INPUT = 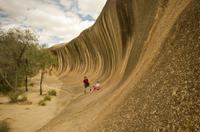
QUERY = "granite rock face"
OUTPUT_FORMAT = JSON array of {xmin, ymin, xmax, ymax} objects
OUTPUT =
[{"xmin": 51, "ymin": 0, "xmax": 200, "ymax": 131}]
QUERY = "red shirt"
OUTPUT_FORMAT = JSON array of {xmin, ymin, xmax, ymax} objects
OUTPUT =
[{"xmin": 83, "ymin": 79, "xmax": 89, "ymax": 85}]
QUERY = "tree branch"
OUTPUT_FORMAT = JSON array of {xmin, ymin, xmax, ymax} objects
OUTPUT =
[{"xmin": 0, "ymin": 71, "xmax": 14, "ymax": 89}]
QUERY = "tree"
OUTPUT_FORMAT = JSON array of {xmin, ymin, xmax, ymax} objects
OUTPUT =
[
  {"xmin": 0, "ymin": 28, "xmax": 57, "ymax": 94},
  {"xmin": 22, "ymin": 44, "xmax": 41, "ymax": 91},
  {"xmin": 37, "ymin": 46, "xmax": 57, "ymax": 95},
  {"xmin": 0, "ymin": 28, "xmax": 39, "ymax": 92}
]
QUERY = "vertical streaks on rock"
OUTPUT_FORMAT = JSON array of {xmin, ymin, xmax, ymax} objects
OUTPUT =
[{"xmin": 49, "ymin": 0, "xmax": 200, "ymax": 131}]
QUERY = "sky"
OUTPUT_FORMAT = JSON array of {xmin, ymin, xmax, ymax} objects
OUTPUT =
[{"xmin": 0, "ymin": 0, "xmax": 106, "ymax": 46}]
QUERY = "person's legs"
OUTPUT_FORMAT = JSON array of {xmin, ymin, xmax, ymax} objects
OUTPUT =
[
  {"xmin": 91, "ymin": 86, "xmax": 95, "ymax": 93},
  {"xmin": 90, "ymin": 87, "xmax": 93, "ymax": 93},
  {"xmin": 84, "ymin": 88, "xmax": 87, "ymax": 94},
  {"xmin": 87, "ymin": 86, "xmax": 91, "ymax": 93},
  {"xmin": 97, "ymin": 87, "xmax": 101, "ymax": 90},
  {"xmin": 84, "ymin": 85, "xmax": 87, "ymax": 94}
]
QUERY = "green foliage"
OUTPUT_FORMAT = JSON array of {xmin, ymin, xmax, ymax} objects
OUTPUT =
[
  {"xmin": 8, "ymin": 91, "xmax": 28, "ymax": 103},
  {"xmin": 8, "ymin": 91, "xmax": 21, "ymax": 103},
  {"xmin": 43, "ymin": 95, "xmax": 51, "ymax": 101},
  {"xmin": 0, "ymin": 73, "xmax": 15, "ymax": 92},
  {"xmin": 38, "ymin": 95, "xmax": 52, "ymax": 106},
  {"xmin": 0, "ymin": 27, "xmax": 58, "ymax": 93},
  {"xmin": 28, "ymin": 82, "xmax": 34, "ymax": 87},
  {"xmin": 38, "ymin": 49, "xmax": 58, "ymax": 70},
  {"xmin": 0, "ymin": 28, "xmax": 39, "ymax": 92},
  {"xmin": 38, "ymin": 100, "xmax": 46, "ymax": 106},
  {"xmin": 17, "ymin": 95, "xmax": 28, "ymax": 102},
  {"xmin": 0, "ymin": 83, "xmax": 11, "ymax": 94},
  {"xmin": 38, "ymin": 48, "xmax": 58, "ymax": 95},
  {"xmin": 0, "ymin": 121, "xmax": 10, "ymax": 132},
  {"xmin": 48, "ymin": 89, "xmax": 57, "ymax": 96}
]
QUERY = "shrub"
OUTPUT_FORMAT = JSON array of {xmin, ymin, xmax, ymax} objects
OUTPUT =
[
  {"xmin": 17, "ymin": 95, "xmax": 27, "ymax": 102},
  {"xmin": 28, "ymin": 82, "xmax": 34, "ymax": 87},
  {"xmin": 38, "ymin": 100, "xmax": 46, "ymax": 106},
  {"xmin": 48, "ymin": 89, "xmax": 57, "ymax": 96},
  {"xmin": 0, "ymin": 121, "xmax": 10, "ymax": 132},
  {"xmin": 0, "ymin": 85, "xmax": 11, "ymax": 94},
  {"xmin": 8, "ymin": 91, "xmax": 28, "ymax": 103},
  {"xmin": 43, "ymin": 95, "xmax": 51, "ymax": 101},
  {"xmin": 8, "ymin": 91, "xmax": 21, "ymax": 103}
]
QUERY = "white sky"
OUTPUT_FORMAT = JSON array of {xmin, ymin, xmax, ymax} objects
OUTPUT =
[{"xmin": 0, "ymin": 0, "xmax": 106, "ymax": 46}]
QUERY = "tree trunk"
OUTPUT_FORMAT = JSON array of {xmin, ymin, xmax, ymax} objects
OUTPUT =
[
  {"xmin": 25, "ymin": 75, "xmax": 28, "ymax": 92},
  {"xmin": 25, "ymin": 59, "xmax": 28, "ymax": 92},
  {"xmin": 40, "ymin": 72, "xmax": 44, "ymax": 95},
  {"xmin": 15, "ymin": 71, "xmax": 18, "ymax": 90},
  {"xmin": 0, "ymin": 72, "xmax": 14, "ymax": 89}
]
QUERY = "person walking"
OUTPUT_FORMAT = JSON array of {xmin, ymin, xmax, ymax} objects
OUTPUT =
[{"xmin": 83, "ymin": 76, "xmax": 90, "ymax": 94}]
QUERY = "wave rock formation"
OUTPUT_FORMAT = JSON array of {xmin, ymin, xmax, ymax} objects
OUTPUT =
[{"xmin": 43, "ymin": 0, "xmax": 200, "ymax": 131}]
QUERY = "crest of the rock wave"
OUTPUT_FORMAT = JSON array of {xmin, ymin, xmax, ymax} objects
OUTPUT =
[{"xmin": 43, "ymin": 0, "xmax": 200, "ymax": 131}]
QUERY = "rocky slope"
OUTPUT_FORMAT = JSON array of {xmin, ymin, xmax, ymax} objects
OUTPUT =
[{"xmin": 47, "ymin": 0, "xmax": 200, "ymax": 131}]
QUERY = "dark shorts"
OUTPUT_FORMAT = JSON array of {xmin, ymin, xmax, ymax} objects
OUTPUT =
[{"xmin": 84, "ymin": 84, "xmax": 90, "ymax": 88}]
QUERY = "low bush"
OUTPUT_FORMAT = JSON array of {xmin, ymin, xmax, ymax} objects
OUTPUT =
[
  {"xmin": 0, "ymin": 85, "xmax": 11, "ymax": 94},
  {"xmin": 38, "ymin": 100, "xmax": 46, "ymax": 106},
  {"xmin": 0, "ymin": 120, "xmax": 10, "ymax": 132},
  {"xmin": 43, "ymin": 95, "xmax": 51, "ymax": 101},
  {"xmin": 28, "ymin": 82, "xmax": 34, "ymax": 87},
  {"xmin": 48, "ymin": 89, "xmax": 57, "ymax": 96},
  {"xmin": 8, "ymin": 91, "xmax": 21, "ymax": 103},
  {"xmin": 17, "ymin": 95, "xmax": 27, "ymax": 102},
  {"xmin": 8, "ymin": 91, "xmax": 28, "ymax": 103}
]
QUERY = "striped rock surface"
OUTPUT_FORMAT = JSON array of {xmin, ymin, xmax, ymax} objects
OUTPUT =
[{"xmin": 42, "ymin": 0, "xmax": 200, "ymax": 131}]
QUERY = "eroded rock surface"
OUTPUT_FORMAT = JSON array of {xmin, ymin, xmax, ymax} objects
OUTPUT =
[{"xmin": 48, "ymin": 0, "xmax": 200, "ymax": 131}]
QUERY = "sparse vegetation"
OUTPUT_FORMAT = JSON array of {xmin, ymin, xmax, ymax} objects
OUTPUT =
[
  {"xmin": 17, "ymin": 95, "xmax": 28, "ymax": 102},
  {"xmin": 28, "ymin": 82, "xmax": 34, "ymax": 87},
  {"xmin": 43, "ymin": 95, "xmax": 51, "ymax": 101},
  {"xmin": 8, "ymin": 91, "xmax": 21, "ymax": 103},
  {"xmin": 38, "ymin": 100, "xmax": 46, "ymax": 106},
  {"xmin": 0, "ymin": 121, "xmax": 10, "ymax": 132},
  {"xmin": 38, "ymin": 93, "xmax": 56, "ymax": 106},
  {"xmin": 8, "ymin": 91, "xmax": 28, "ymax": 103},
  {"xmin": 48, "ymin": 89, "xmax": 57, "ymax": 96}
]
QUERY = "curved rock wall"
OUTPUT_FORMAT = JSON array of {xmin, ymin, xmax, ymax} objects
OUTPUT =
[
  {"xmin": 51, "ymin": 0, "xmax": 158, "ymax": 83},
  {"xmin": 50, "ymin": 0, "xmax": 200, "ymax": 131}
]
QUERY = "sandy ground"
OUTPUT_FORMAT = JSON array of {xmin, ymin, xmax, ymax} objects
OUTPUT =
[{"xmin": 0, "ymin": 74, "xmax": 68, "ymax": 132}]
